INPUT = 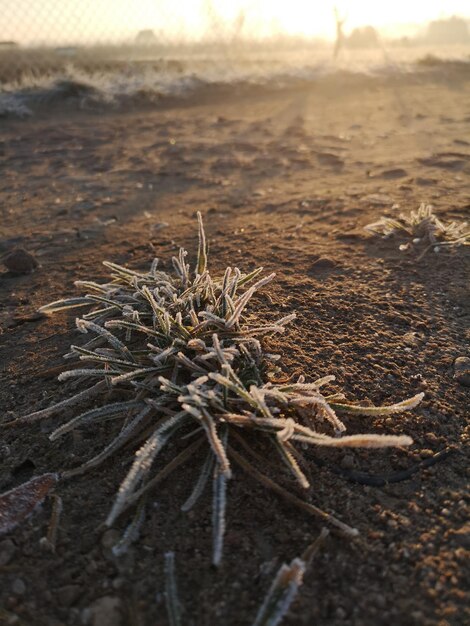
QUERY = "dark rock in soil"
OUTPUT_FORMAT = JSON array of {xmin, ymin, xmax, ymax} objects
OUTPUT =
[{"xmin": 1, "ymin": 247, "xmax": 38, "ymax": 274}]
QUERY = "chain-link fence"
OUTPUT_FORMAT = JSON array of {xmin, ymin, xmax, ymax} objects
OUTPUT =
[
  {"xmin": 2, "ymin": 0, "xmax": 270, "ymax": 47},
  {"xmin": 1, "ymin": 1, "xmax": 317, "ymax": 81},
  {"xmin": 1, "ymin": 1, "xmax": 253, "ymax": 81},
  {"xmin": 0, "ymin": 1, "xmax": 339, "ymax": 117},
  {"xmin": 2, "ymin": 2, "xmax": 469, "ymax": 117}
]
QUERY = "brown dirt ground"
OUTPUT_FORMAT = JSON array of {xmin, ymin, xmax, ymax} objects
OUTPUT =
[{"xmin": 0, "ymin": 70, "xmax": 469, "ymax": 626}]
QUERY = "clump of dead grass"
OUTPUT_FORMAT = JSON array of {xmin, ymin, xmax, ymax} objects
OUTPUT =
[
  {"xmin": 9, "ymin": 212, "xmax": 424, "ymax": 563},
  {"xmin": 365, "ymin": 203, "xmax": 469, "ymax": 259}
]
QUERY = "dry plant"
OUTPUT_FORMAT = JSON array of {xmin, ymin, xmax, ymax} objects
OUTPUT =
[
  {"xmin": 252, "ymin": 529, "xmax": 329, "ymax": 626},
  {"xmin": 365, "ymin": 203, "xmax": 469, "ymax": 259},
  {"xmin": 164, "ymin": 551, "xmax": 182, "ymax": 626},
  {"xmin": 8, "ymin": 213, "xmax": 424, "ymax": 563},
  {"xmin": 163, "ymin": 529, "xmax": 329, "ymax": 626}
]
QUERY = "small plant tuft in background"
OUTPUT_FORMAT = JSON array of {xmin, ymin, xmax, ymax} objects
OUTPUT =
[
  {"xmin": 9, "ymin": 212, "xmax": 424, "ymax": 563},
  {"xmin": 365, "ymin": 203, "xmax": 469, "ymax": 259}
]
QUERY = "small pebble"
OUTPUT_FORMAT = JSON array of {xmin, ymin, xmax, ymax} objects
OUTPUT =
[
  {"xmin": 57, "ymin": 584, "xmax": 82, "ymax": 607},
  {"xmin": 311, "ymin": 257, "xmax": 336, "ymax": 270},
  {"xmin": 0, "ymin": 539, "xmax": 16, "ymax": 566},
  {"xmin": 112, "ymin": 577, "xmax": 125, "ymax": 590},
  {"xmin": 453, "ymin": 357, "xmax": 470, "ymax": 387},
  {"xmin": 419, "ymin": 449, "xmax": 434, "ymax": 459},
  {"xmin": 101, "ymin": 529, "xmax": 120, "ymax": 550},
  {"xmin": 85, "ymin": 559, "xmax": 99, "ymax": 574},
  {"xmin": 451, "ymin": 526, "xmax": 470, "ymax": 549},
  {"xmin": 11, "ymin": 578, "xmax": 26, "ymax": 595},
  {"xmin": 81, "ymin": 607, "xmax": 92, "ymax": 625},
  {"xmin": 340, "ymin": 454, "xmax": 355, "ymax": 470},
  {"xmin": 372, "ymin": 593, "xmax": 387, "ymax": 609},
  {"xmin": 335, "ymin": 607, "xmax": 347, "ymax": 620},
  {"xmin": 411, "ymin": 610, "xmax": 424, "ymax": 622},
  {"xmin": 88, "ymin": 596, "xmax": 123, "ymax": 626},
  {"xmin": 1, "ymin": 247, "xmax": 38, "ymax": 274}
]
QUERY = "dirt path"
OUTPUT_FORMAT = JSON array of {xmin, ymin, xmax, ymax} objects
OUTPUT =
[{"xmin": 1, "ymin": 72, "xmax": 469, "ymax": 626}]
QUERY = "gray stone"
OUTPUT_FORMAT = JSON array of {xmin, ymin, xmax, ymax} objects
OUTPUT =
[
  {"xmin": 11, "ymin": 578, "xmax": 26, "ymax": 595},
  {"xmin": 0, "ymin": 539, "xmax": 16, "ymax": 566},
  {"xmin": 454, "ymin": 357, "xmax": 470, "ymax": 387},
  {"xmin": 340, "ymin": 454, "xmax": 355, "ymax": 470},
  {"xmin": 57, "ymin": 584, "xmax": 82, "ymax": 607},
  {"xmin": 152, "ymin": 222, "xmax": 169, "ymax": 231},
  {"xmin": 101, "ymin": 529, "xmax": 120, "ymax": 550},
  {"xmin": 88, "ymin": 596, "xmax": 123, "ymax": 626}
]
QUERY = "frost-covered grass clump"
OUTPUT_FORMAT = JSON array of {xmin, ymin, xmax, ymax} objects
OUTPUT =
[
  {"xmin": 15, "ymin": 213, "xmax": 423, "ymax": 563},
  {"xmin": 365, "ymin": 203, "xmax": 469, "ymax": 259}
]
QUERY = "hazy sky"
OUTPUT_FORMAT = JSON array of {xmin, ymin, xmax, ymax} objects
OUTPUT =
[{"xmin": 3, "ymin": 0, "xmax": 470, "ymax": 44}]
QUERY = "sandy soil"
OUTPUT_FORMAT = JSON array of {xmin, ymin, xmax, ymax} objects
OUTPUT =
[{"xmin": 0, "ymin": 69, "xmax": 469, "ymax": 626}]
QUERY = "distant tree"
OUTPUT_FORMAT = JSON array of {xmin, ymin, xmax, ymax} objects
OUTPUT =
[
  {"xmin": 135, "ymin": 30, "xmax": 157, "ymax": 46},
  {"xmin": 425, "ymin": 16, "xmax": 469, "ymax": 44},
  {"xmin": 203, "ymin": 0, "xmax": 246, "ymax": 42},
  {"xmin": 347, "ymin": 26, "xmax": 379, "ymax": 49}
]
